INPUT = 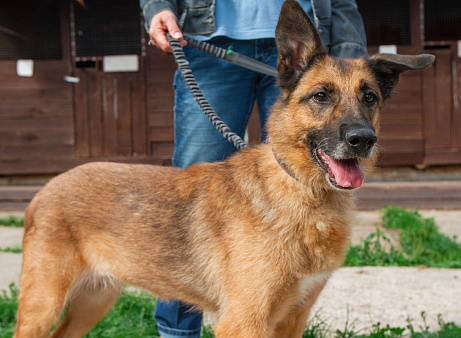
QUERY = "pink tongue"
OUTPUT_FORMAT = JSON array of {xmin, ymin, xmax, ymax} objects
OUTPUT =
[{"xmin": 326, "ymin": 155, "xmax": 364, "ymax": 188}]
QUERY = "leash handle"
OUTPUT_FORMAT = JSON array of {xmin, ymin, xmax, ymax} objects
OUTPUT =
[
  {"xmin": 184, "ymin": 36, "xmax": 278, "ymax": 77},
  {"xmin": 167, "ymin": 33, "xmax": 248, "ymax": 150}
]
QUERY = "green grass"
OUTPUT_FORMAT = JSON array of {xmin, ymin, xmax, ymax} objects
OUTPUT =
[
  {"xmin": 345, "ymin": 206, "xmax": 461, "ymax": 268},
  {"xmin": 0, "ymin": 216, "xmax": 23, "ymax": 227},
  {"xmin": 1, "ymin": 285, "xmax": 459, "ymax": 338},
  {"xmin": 83, "ymin": 291, "xmax": 160, "ymax": 337},
  {"xmin": 302, "ymin": 311, "xmax": 461, "ymax": 337},
  {"xmin": 0, "ymin": 284, "xmax": 18, "ymax": 338},
  {"xmin": 0, "ymin": 246, "xmax": 22, "ymax": 254}
]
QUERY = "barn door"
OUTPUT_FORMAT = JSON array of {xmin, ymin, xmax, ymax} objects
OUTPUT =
[
  {"xmin": 422, "ymin": 0, "xmax": 461, "ymax": 165},
  {"xmin": 70, "ymin": 0, "xmax": 147, "ymax": 158}
]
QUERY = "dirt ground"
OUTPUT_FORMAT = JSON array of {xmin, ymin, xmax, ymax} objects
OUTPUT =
[{"xmin": 311, "ymin": 266, "xmax": 461, "ymax": 334}]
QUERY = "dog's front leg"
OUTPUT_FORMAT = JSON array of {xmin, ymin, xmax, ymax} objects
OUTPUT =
[
  {"xmin": 273, "ymin": 278, "xmax": 328, "ymax": 337},
  {"xmin": 213, "ymin": 309, "xmax": 271, "ymax": 338},
  {"xmin": 213, "ymin": 294, "xmax": 275, "ymax": 338}
]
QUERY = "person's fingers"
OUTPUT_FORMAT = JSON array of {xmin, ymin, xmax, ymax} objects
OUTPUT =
[
  {"xmin": 150, "ymin": 26, "xmax": 171, "ymax": 52},
  {"xmin": 148, "ymin": 10, "xmax": 185, "ymax": 52},
  {"xmin": 165, "ymin": 16, "xmax": 183, "ymax": 41}
]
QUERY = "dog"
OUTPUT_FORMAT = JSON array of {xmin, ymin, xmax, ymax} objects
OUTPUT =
[{"xmin": 13, "ymin": 1, "xmax": 434, "ymax": 337}]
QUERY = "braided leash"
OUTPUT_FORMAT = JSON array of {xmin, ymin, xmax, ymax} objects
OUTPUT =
[{"xmin": 167, "ymin": 33, "xmax": 248, "ymax": 150}]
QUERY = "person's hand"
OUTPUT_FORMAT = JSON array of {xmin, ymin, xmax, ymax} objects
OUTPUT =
[{"xmin": 148, "ymin": 10, "xmax": 187, "ymax": 52}]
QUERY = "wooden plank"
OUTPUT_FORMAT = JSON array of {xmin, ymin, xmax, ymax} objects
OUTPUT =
[
  {"xmin": 379, "ymin": 122, "xmax": 422, "ymax": 138},
  {"xmin": 0, "ymin": 144, "xmax": 74, "ymax": 159},
  {"xmin": 115, "ymin": 74, "xmax": 132, "ymax": 156},
  {"xmin": 146, "ymin": 69, "xmax": 175, "ymax": 84},
  {"xmin": 0, "ymin": 102, "xmax": 73, "ymax": 118},
  {"xmin": 356, "ymin": 181, "xmax": 461, "ymax": 210},
  {"xmin": 102, "ymin": 75, "xmax": 117, "ymax": 156},
  {"xmin": 380, "ymin": 105, "xmax": 422, "ymax": 121},
  {"xmin": 0, "ymin": 130, "xmax": 73, "ymax": 146},
  {"xmin": 393, "ymin": 72, "xmax": 422, "ymax": 91},
  {"xmin": 146, "ymin": 49, "xmax": 177, "ymax": 69},
  {"xmin": 0, "ymin": 118, "xmax": 73, "ymax": 131},
  {"xmin": 0, "ymin": 186, "xmax": 40, "ymax": 201},
  {"xmin": 0, "ymin": 73, "xmax": 70, "ymax": 90},
  {"xmin": 0, "ymin": 202, "xmax": 30, "ymax": 212},
  {"xmin": 356, "ymin": 181, "xmax": 461, "ymax": 200},
  {"xmin": 150, "ymin": 127, "xmax": 174, "ymax": 142},
  {"xmin": 434, "ymin": 51, "xmax": 452, "ymax": 148},
  {"xmin": 147, "ymin": 97, "xmax": 175, "ymax": 112},
  {"xmin": 454, "ymin": 57, "xmax": 461, "ymax": 148},
  {"xmin": 424, "ymin": 149, "xmax": 461, "ymax": 165},
  {"xmin": 0, "ymin": 60, "xmax": 69, "ymax": 78},
  {"xmin": 88, "ymin": 70, "xmax": 103, "ymax": 157},
  {"xmin": 423, "ymin": 59, "xmax": 437, "ymax": 150},
  {"xmin": 151, "ymin": 142, "xmax": 174, "ymax": 156},
  {"xmin": 0, "ymin": 156, "xmax": 170, "ymax": 175},
  {"xmin": 148, "ymin": 113, "xmax": 174, "ymax": 127},
  {"xmin": 377, "ymin": 152, "xmax": 424, "ymax": 166},
  {"xmin": 147, "ymin": 83, "xmax": 175, "ymax": 98},
  {"xmin": 0, "ymin": 87, "xmax": 72, "ymax": 102},
  {"xmin": 384, "ymin": 90, "xmax": 422, "ymax": 107},
  {"xmin": 74, "ymin": 69, "xmax": 90, "ymax": 157},
  {"xmin": 131, "ymin": 72, "xmax": 148, "ymax": 156},
  {"xmin": 378, "ymin": 138, "xmax": 423, "ymax": 153},
  {"xmin": 356, "ymin": 200, "xmax": 461, "ymax": 210}
]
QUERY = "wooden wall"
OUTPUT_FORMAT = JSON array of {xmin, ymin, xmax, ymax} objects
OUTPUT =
[
  {"xmin": 0, "ymin": 60, "xmax": 75, "ymax": 175},
  {"xmin": 1, "ymin": 0, "xmax": 461, "ymax": 178},
  {"xmin": 377, "ymin": 71, "xmax": 426, "ymax": 165},
  {"xmin": 145, "ymin": 46, "xmax": 177, "ymax": 164}
]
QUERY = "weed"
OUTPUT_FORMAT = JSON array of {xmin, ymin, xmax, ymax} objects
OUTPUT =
[
  {"xmin": 346, "ymin": 206, "xmax": 461, "ymax": 268},
  {"xmin": 0, "ymin": 245, "xmax": 22, "ymax": 253},
  {"xmin": 83, "ymin": 291, "xmax": 160, "ymax": 337},
  {"xmin": 0, "ymin": 284, "xmax": 19, "ymax": 338},
  {"xmin": 382, "ymin": 206, "xmax": 461, "ymax": 268},
  {"xmin": 0, "ymin": 216, "xmax": 23, "ymax": 227},
  {"xmin": 344, "ymin": 228, "xmax": 406, "ymax": 267}
]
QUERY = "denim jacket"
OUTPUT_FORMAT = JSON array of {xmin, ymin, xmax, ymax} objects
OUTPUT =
[{"xmin": 140, "ymin": 0, "xmax": 367, "ymax": 59}]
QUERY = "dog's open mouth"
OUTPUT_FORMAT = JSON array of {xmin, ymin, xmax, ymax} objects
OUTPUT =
[{"xmin": 313, "ymin": 148, "xmax": 364, "ymax": 189}]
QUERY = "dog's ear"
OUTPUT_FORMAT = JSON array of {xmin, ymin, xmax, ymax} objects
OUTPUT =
[
  {"xmin": 276, "ymin": 0, "xmax": 326, "ymax": 90},
  {"xmin": 369, "ymin": 53, "xmax": 435, "ymax": 99}
]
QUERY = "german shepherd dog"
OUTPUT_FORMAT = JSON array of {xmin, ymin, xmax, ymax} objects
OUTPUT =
[{"xmin": 14, "ymin": 1, "xmax": 434, "ymax": 337}]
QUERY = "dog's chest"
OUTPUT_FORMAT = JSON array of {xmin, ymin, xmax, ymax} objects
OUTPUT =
[{"xmin": 298, "ymin": 271, "xmax": 331, "ymax": 297}]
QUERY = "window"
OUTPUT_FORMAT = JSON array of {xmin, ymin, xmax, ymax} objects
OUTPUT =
[
  {"xmin": 0, "ymin": 0, "xmax": 61, "ymax": 60},
  {"xmin": 425, "ymin": 0, "xmax": 461, "ymax": 41},
  {"xmin": 74, "ymin": 0, "xmax": 142, "ymax": 57},
  {"xmin": 356, "ymin": 0, "xmax": 411, "ymax": 46}
]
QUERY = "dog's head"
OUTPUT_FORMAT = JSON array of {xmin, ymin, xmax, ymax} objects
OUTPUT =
[{"xmin": 268, "ymin": 0, "xmax": 434, "ymax": 191}]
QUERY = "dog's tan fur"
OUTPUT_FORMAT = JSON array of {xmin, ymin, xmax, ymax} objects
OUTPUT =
[{"xmin": 14, "ymin": 1, "xmax": 434, "ymax": 337}]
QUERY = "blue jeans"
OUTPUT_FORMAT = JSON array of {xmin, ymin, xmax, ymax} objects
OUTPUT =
[
  {"xmin": 172, "ymin": 36, "xmax": 280, "ymax": 167},
  {"xmin": 155, "ymin": 37, "xmax": 280, "ymax": 338}
]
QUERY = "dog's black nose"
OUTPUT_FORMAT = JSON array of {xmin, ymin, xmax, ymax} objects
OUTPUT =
[{"xmin": 345, "ymin": 126, "xmax": 377, "ymax": 154}]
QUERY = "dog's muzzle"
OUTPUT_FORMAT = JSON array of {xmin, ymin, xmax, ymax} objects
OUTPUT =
[{"xmin": 344, "ymin": 124, "xmax": 377, "ymax": 157}]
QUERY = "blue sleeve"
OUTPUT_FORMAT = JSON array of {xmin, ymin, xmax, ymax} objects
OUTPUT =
[
  {"xmin": 140, "ymin": 0, "xmax": 178, "ymax": 32},
  {"xmin": 329, "ymin": 0, "xmax": 367, "ymax": 58}
]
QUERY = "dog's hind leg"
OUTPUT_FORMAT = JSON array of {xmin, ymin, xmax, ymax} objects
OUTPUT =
[
  {"xmin": 13, "ymin": 243, "xmax": 79, "ymax": 338},
  {"xmin": 50, "ymin": 273, "xmax": 122, "ymax": 338}
]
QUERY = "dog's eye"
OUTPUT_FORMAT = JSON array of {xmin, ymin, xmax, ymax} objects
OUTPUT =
[
  {"xmin": 313, "ymin": 92, "xmax": 328, "ymax": 103},
  {"xmin": 364, "ymin": 93, "xmax": 377, "ymax": 104}
]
